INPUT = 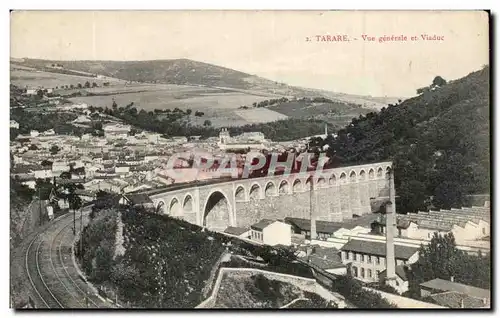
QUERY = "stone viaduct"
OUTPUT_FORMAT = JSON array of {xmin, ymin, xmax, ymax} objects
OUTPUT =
[{"xmin": 142, "ymin": 161, "xmax": 393, "ymax": 232}]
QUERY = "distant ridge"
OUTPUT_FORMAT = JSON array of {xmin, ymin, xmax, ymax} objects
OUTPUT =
[{"xmin": 12, "ymin": 58, "xmax": 402, "ymax": 108}]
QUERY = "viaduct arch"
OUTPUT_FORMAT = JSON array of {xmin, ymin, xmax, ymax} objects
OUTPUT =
[{"xmin": 147, "ymin": 161, "xmax": 393, "ymax": 232}]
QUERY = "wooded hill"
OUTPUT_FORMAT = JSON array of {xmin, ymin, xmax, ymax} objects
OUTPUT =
[{"xmin": 324, "ymin": 66, "xmax": 490, "ymax": 212}]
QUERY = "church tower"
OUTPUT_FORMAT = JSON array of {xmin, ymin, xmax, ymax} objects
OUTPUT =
[{"xmin": 219, "ymin": 128, "xmax": 230, "ymax": 144}]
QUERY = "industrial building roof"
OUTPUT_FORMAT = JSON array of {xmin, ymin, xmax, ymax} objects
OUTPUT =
[
  {"xmin": 250, "ymin": 219, "xmax": 276, "ymax": 231},
  {"xmin": 420, "ymin": 278, "xmax": 490, "ymax": 300},
  {"xmin": 224, "ymin": 226, "xmax": 249, "ymax": 236},
  {"xmin": 340, "ymin": 239, "xmax": 419, "ymax": 260}
]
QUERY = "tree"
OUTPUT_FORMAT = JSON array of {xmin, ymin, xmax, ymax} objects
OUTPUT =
[
  {"xmin": 36, "ymin": 89, "xmax": 44, "ymax": 99},
  {"xmin": 84, "ymin": 81, "xmax": 91, "ymax": 88},
  {"xmin": 28, "ymin": 144, "xmax": 39, "ymax": 151},
  {"xmin": 41, "ymin": 160, "xmax": 53, "ymax": 167},
  {"xmin": 70, "ymin": 84, "xmax": 74, "ymax": 89},
  {"xmin": 112, "ymin": 100, "xmax": 118, "ymax": 110},
  {"xmin": 77, "ymin": 83, "xmax": 83, "ymax": 89},
  {"xmin": 203, "ymin": 120, "xmax": 212, "ymax": 127},
  {"xmin": 60, "ymin": 171, "xmax": 72, "ymax": 179},
  {"xmin": 432, "ymin": 76, "xmax": 447, "ymax": 87},
  {"xmin": 92, "ymin": 82, "xmax": 98, "ymax": 87},
  {"xmin": 50, "ymin": 145, "xmax": 60, "ymax": 155},
  {"xmin": 406, "ymin": 232, "xmax": 475, "ymax": 298}
]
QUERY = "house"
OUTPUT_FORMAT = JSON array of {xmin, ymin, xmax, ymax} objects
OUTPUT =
[
  {"xmin": 26, "ymin": 88, "xmax": 38, "ymax": 95},
  {"xmin": 19, "ymin": 176, "xmax": 37, "ymax": 189},
  {"xmin": 57, "ymin": 198, "xmax": 70, "ymax": 210},
  {"xmin": 103, "ymin": 124, "xmax": 131, "ymax": 140},
  {"xmin": 237, "ymin": 131, "xmax": 265, "ymax": 142},
  {"xmin": 47, "ymin": 205, "xmax": 54, "ymax": 220},
  {"xmin": 84, "ymin": 179, "xmax": 121, "ymax": 194},
  {"xmin": 10, "ymin": 120, "xmax": 19, "ymax": 129},
  {"xmin": 218, "ymin": 128, "xmax": 267, "ymax": 151},
  {"xmin": 115, "ymin": 164, "xmax": 130, "ymax": 174},
  {"xmin": 119, "ymin": 193, "xmax": 154, "ymax": 210},
  {"xmin": 420, "ymin": 278, "xmax": 490, "ymax": 308},
  {"xmin": 75, "ymin": 189, "xmax": 96, "ymax": 202},
  {"xmin": 250, "ymin": 219, "xmax": 292, "ymax": 246},
  {"xmin": 285, "ymin": 217, "xmax": 343, "ymax": 240},
  {"xmin": 52, "ymin": 161, "xmax": 70, "ymax": 174},
  {"xmin": 123, "ymin": 183, "xmax": 152, "ymax": 193},
  {"xmin": 340, "ymin": 239, "xmax": 419, "ymax": 283},
  {"xmin": 378, "ymin": 265, "xmax": 410, "ymax": 294},
  {"xmin": 33, "ymin": 165, "xmax": 53, "ymax": 179},
  {"xmin": 299, "ymin": 246, "xmax": 347, "ymax": 275},
  {"xmin": 41, "ymin": 129, "xmax": 55, "ymax": 136},
  {"xmin": 224, "ymin": 226, "xmax": 250, "ymax": 238},
  {"xmin": 72, "ymin": 115, "xmax": 92, "ymax": 124},
  {"xmin": 372, "ymin": 206, "xmax": 490, "ymax": 244}
]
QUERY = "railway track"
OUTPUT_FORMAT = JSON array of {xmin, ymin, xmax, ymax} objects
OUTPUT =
[{"xmin": 23, "ymin": 210, "xmax": 111, "ymax": 309}]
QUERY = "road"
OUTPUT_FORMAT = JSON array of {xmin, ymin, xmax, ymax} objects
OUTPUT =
[{"xmin": 16, "ymin": 208, "xmax": 113, "ymax": 309}]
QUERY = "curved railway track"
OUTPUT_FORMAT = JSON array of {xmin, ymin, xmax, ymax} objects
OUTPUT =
[{"xmin": 23, "ymin": 210, "xmax": 111, "ymax": 309}]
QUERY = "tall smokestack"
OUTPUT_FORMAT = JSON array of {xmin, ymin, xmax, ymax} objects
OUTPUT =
[
  {"xmin": 310, "ymin": 177, "xmax": 317, "ymax": 240},
  {"xmin": 385, "ymin": 168, "xmax": 396, "ymax": 282}
]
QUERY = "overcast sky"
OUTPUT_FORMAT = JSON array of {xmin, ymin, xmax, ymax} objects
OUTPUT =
[{"xmin": 11, "ymin": 11, "xmax": 489, "ymax": 97}]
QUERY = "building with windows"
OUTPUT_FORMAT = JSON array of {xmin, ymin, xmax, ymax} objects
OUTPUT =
[
  {"xmin": 285, "ymin": 217, "xmax": 343, "ymax": 240},
  {"xmin": 218, "ymin": 128, "xmax": 267, "ymax": 151},
  {"xmin": 340, "ymin": 239, "xmax": 419, "ymax": 283},
  {"xmin": 250, "ymin": 219, "xmax": 292, "ymax": 246},
  {"xmin": 103, "ymin": 124, "xmax": 131, "ymax": 140},
  {"xmin": 371, "ymin": 205, "xmax": 490, "ymax": 245},
  {"xmin": 119, "ymin": 193, "xmax": 155, "ymax": 210}
]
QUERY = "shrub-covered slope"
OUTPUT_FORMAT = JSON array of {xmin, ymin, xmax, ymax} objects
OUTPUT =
[{"xmin": 325, "ymin": 66, "xmax": 490, "ymax": 212}]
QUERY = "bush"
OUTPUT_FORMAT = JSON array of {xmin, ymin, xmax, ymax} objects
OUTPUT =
[
  {"xmin": 78, "ymin": 209, "xmax": 117, "ymax": 283},
  {"xmin": 330, "ymin": 275, "xmax": 396, "ymax": 308}
]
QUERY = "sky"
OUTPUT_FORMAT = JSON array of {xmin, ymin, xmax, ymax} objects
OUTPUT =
[{"xmin": 10, "ymin": 10, "xmax": 489, "ymax": 97}]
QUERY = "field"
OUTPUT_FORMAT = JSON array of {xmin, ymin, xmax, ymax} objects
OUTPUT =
[
  {"xmin": 10, "ymin": 61, "xmax": 378, "ymax": 129},
  {"xmin": 69, "ymin": 89, "xmax": 279, "ymax": 127},
  {"xmin": 267, "ymin": 99, "xmax": 372, "ymax": 128},
  {"xmin": 10, "ymin": 67, "xmax": 125, "ymax": 88},
  {"xmin": 234, "ymin": 108, "xmax": 288, "ymax": 123}
]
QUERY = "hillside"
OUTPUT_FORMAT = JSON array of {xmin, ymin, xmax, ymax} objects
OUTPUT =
[
  {"xmin": 322, "ymin": 66, "xmax": 490, "ymax": 213},
  {"xmin": 78, "ymin": 204, "xmax": 393, "ymax": 308},
  {"xmin": 12, "ymin": 58, "xmax": 398, "ymax": 109},
  {"xmin": 78, "ymin": 206, "xmax": 311, "ymax": 308},
  {"xmin": 14, "ymin": 58, "xmax": 286, "ymax": 92}
]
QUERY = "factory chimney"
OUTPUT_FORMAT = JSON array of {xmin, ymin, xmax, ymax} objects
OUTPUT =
[
  {"xmin": 309, "ymin": 176, "xmax": 317, "ymax": 240},
  {"xmin": 385, "ymin": 167, "xmax": 397, "ymax": 283}
]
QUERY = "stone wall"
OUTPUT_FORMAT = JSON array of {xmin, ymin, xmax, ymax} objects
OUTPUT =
[{"xmin": 233, "ymin": 183, "xmax": 375, "ymax": 229}]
